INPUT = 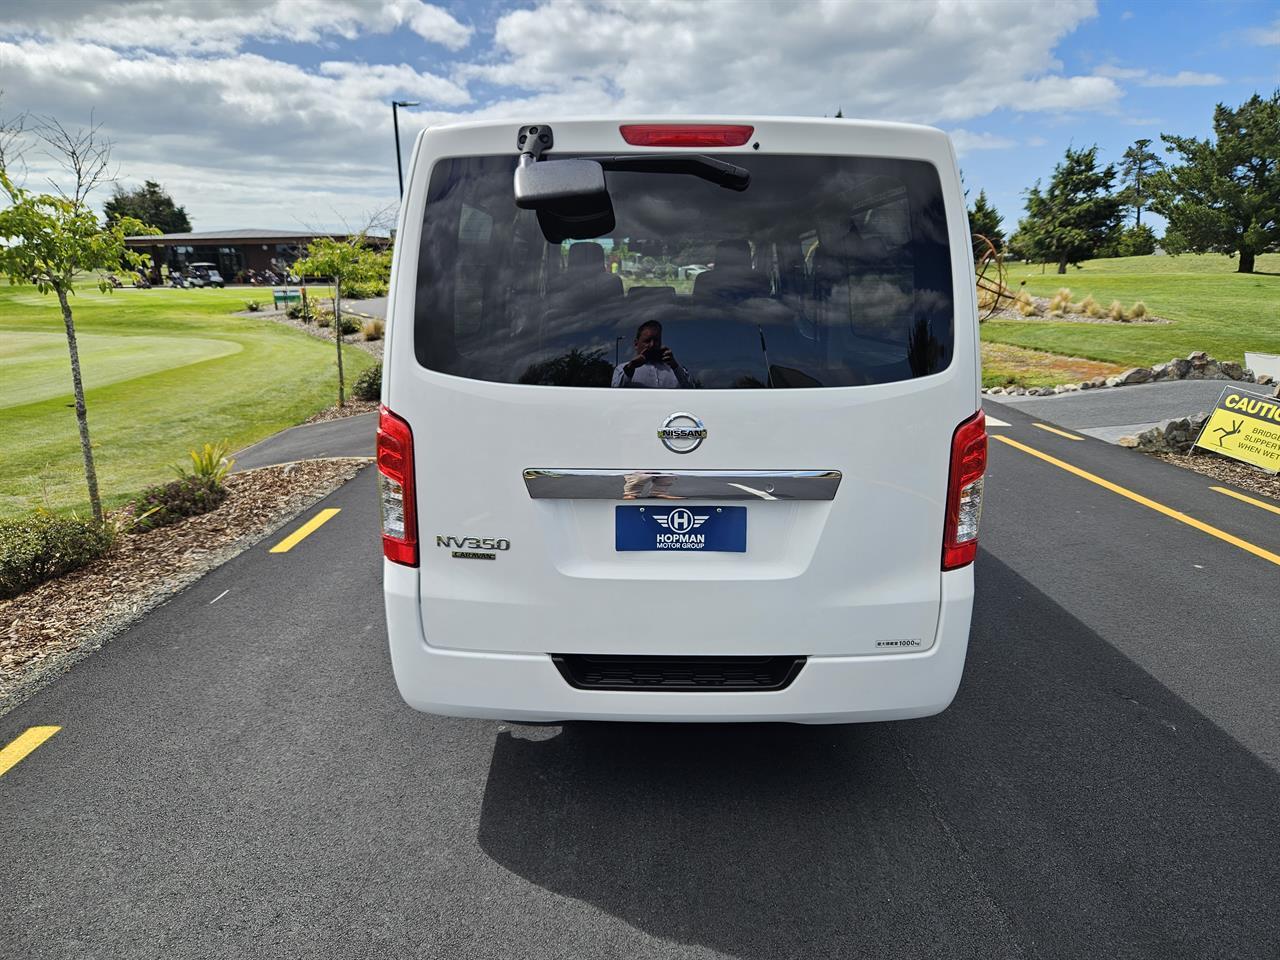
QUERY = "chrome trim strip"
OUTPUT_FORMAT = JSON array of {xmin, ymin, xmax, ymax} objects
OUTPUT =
[{"xmin": 523, "ymin": 469, "xmax": 842, "ymax": 501}]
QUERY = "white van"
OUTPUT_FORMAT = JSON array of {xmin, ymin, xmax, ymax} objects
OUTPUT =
[{"xmin": 380, "ymin": 118, "xmax": 985, "ymax": 723}]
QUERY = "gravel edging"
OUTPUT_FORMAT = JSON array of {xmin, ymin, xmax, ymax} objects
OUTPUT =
[
  {"xmin": 242, "ymin": 305, "xmax": 384, "ymax": 360},
  {"xmin": 305, "ymin": 399, "xmax": 379, "ymax": 424},
  {"xmin": 0, "ymin": 457, "xmax": 371, "ymax": 719},
  {"xmin": 1146, "ymin": 450, "xmax": 1280, "ymax": 502}
]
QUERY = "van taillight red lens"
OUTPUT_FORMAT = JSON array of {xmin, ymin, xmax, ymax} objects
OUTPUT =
[
  {"xmin": 619, "ymin": 124, "xmax": 754, "ymax": 148},
  {"xmin": 377, "ymin": 405, "xmax": 418, "ymax": 567},
  {"xmin": 943, "ymin": 411, "xmax": 987, "ymax": 571}
]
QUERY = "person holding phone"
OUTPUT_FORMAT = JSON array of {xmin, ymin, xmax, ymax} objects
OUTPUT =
[{"xmin": 611, "ymin": 320, "xmax": 692, "ymax": 388}]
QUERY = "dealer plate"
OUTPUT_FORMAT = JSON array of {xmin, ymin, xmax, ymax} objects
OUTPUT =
[{"xmin": 615, "ymin": 505, "xmax": 746, "ymax": 552}]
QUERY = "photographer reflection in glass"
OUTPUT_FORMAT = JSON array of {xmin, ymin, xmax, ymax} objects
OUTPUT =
[{"xmin": 611, "ymin": 320, "xmax": 692, "ymax": 388}]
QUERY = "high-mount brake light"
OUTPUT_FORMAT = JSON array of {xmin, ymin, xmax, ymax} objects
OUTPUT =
[
  {"xmin": 377, "ymin": 405, "xmax": 418, "ymax": 567},
  {"xmin": 942, "ymin": 411, "xmax": 987, "ymax": 571},
  {"xmin": 619, "ymin": 124, "xmax": 755, "ymax": 148}
]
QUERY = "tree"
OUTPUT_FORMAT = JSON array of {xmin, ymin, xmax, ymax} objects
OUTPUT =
[
  {"xmin": 1150, "ymin": 91, "xmax": 1280, "ymax": 274},
  {"xmin": 1015, "ymin": 145, "xmax": 1123, "ymax": 274},
  {"xmin": 967, "ymin": 189, "xmax": 1004, "ymax": 252},
  {"xmin": 1115, "ymin": 223, "xmax": 1157, "ymax": 257},
  {"xmin": 104, "ymin": 179, "xmax": 191, "ymax": 233},
  {"xmin": 1119, "ymin": 139, "xmax": 1161, "ymax": 226},
  {"xmin": 294, "ymin": 236, "xmax": 385, "ymax": 406},
  {"xmin": 0, "ymin": 114, "xmax": 154, "ymax": 521}
]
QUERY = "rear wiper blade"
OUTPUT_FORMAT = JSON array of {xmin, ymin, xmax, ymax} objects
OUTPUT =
[{"xmin": 596, "ymin": 154, "xmax": 750, "ymax": 191}]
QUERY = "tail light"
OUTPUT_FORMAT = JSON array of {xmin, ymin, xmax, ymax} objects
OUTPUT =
[
  {"xmin": 377, "ymin": 405, "xmax": 417, "ymax": 566},
  {"xmin": 619, "ymin": 124, "xmax": 754, "ymax": 147},
  {"xmin": 943, "ymin": 411, "xmax": 987, "ymax": 570}
]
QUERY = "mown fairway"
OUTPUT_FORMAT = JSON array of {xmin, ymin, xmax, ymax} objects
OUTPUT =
[
  {"xmin": 984, "ymin": 252, "xmax": 1280, "ymax": 370},
  {"xmin": 0, "ymin": 284, "xmax": 372, "ymax": 516}
]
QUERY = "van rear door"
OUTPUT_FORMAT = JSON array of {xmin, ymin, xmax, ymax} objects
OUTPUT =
[{"xmin": 388, "ymin": 119, "xmax": 976, "ymax": 659}]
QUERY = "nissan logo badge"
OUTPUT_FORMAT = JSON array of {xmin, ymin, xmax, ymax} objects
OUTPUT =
[{"xmin": 658, "ymin": 412, "xmax": 707, "ymax": 454}]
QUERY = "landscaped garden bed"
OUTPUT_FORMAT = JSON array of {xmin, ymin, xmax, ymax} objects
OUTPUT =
[{"xmin": 0, "ymin": 457, "xmax": 370, "ymax": 716}]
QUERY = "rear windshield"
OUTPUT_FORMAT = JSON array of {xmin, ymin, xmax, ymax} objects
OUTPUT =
[{"xmin": 414, "ymin": 154, "xmax": 953, "ymax": 388}]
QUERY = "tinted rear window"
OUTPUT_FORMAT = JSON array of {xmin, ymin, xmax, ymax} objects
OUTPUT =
[{"xmin": 414, "ymin": 154, "xmax": 953, "ymax": 388}]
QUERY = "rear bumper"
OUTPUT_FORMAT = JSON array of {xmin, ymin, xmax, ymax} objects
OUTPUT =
[{"xmin": 384, "ymin": 562, "xmax": 974, "ymax": 724}]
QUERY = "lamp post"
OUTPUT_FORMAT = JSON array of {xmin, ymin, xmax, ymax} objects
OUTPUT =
[{"xmin": 392, "ymin": 100, "xmax": 421, "ymax": 198}]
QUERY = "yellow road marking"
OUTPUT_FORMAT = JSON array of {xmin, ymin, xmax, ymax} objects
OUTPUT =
[
  {"xmin": 269, "ymin": 508, "xmax": 341, "ymax": 553},
  {"xmin": 1032, "ymin": 422, "xmax": 1084, "ymax": 441},
  {"xmin": 1211, "ymin": 486, "xmax": 1280, "ymax": 517},
  {"xmin": 0, "ymin": 726, "xmax": 60, "ymax": 778},
  {"xmin": 993, "ymin": 435, "xmax": 1280, "ymax": 567}
]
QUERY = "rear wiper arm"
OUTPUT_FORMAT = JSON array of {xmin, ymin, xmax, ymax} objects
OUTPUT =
[{"xmin": 595, "ymin": 154, "xmax": 750, "ymax": 191}]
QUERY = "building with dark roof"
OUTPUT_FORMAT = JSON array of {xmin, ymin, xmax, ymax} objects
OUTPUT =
[{"xmin": 123, "ymin": 229, "xmax": 355, "ymax": 282}]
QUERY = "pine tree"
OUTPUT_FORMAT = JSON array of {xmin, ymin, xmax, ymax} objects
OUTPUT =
[
  {"xmin": 1016, "ymin": 146, "xmax": 1123, "ymax": 274},
  {"xmin": 1119, "ymin": 139, "xmax": 1161, "ymax": 226},
  {"xmin": 967, "ymin": 189, "xmax": 1003, "ymax": 251},
  {"xmin": 1150, "ymin": 92, "xmax": 1280, "ymax": 274}
]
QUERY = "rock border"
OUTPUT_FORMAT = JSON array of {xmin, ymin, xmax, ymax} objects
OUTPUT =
[{"xmin": 984, "ymin": 351, "xmax": 1279, "ymax": 398}]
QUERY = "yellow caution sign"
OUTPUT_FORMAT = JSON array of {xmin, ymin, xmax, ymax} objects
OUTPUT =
[{"xmin": 1194, "ymin": 387, "xmax": 1280, "ymax": 473}]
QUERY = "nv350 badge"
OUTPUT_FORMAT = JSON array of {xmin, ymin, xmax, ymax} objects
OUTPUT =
[{"xmin": 436, "ymin": 535, "xmax": 511, "ymax": 560}]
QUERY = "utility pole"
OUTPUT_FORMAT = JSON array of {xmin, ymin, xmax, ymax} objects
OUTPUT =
[{"xmin": 392, "ymin": 100, "xmax": 421, "ymax": 198}]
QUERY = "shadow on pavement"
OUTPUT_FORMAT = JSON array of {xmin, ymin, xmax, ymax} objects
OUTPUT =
[{"xmin": 477, "ymin": 552, "xmax": 1280, "ymax": 960}]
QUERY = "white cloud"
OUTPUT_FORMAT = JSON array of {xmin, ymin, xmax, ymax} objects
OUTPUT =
[
  {"xmin": 0, "ymin": 0, "xmax": 472, "ymax": 54},
  {"xmin": 1139, "ymin": 70, "xmax": 1224, "ymax": 87},
  {"xmin": 1094, "ymin": 65, "xmax": 1224, "ymax": 87},
  {"xmin": 1248, "ymin": 19, "xmax": 1280, "ymax": 45},
  {"xmin": 1026, "ymin": 136, "xmax": 1048, "ymax": 147},
  {"xmin": 0, "ymin": 0, "xmax": 1120, "ymax": 229},
  {"xmin": 948, "ymin": 130, "xmax": 1017, "ymax": 155}
]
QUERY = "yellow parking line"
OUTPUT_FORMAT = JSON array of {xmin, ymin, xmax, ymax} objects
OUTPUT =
[
  {"xmin": 993, "ymin": 435, "xmax": 1280, "ymax": 567},
  {"xmin": 1032, "ymin": 422, "xmax": 1084, "ymax": 441},
  {"xmin": 1211, "ymin": 486, "xmax": 1280, "ymax": 517},
  {"xmin": 269, "ymin": 508, "xmax": 341, "ymax": 553},
  {"xmin": 0, "ymin": 726, "xmax": 60, "ymax": 778}
]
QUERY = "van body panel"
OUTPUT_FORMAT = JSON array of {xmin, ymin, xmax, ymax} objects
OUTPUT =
[
  {"xmin": 383, "ymin": 117, "xmax": 980, "ymax": 721},
  {"xmin": 385, "ymin": 560, "xmax": 974, "ymax": 723}
]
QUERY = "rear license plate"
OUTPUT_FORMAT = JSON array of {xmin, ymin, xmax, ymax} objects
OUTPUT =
[{"xmin": 615, "ymin": 505, "xmax": 746, "ymax": 552}]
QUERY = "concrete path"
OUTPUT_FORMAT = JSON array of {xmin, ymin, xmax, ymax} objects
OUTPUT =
[
  {"xmin": 993, "ymin": 379, "xmax": 1255, "ymax": 442},
  {"xmin": 233, "ymin": 412, "xmax": 376, "ymax": 470}
]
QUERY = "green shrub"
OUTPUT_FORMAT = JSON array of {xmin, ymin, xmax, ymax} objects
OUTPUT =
[
  {"xmin": 353, "ymin": 362, "xmax": 382, "ymax": 401},
  {"xmin": 340, "ymin": 280, "xmax": 388, "ymax": 300},
  {"xmin": 335, "ymin": 314, "xmax": 361, "ymax": 336},
  {"xmin": 132, "ymin": 475, "xmax": 228, "ymax": 532},
  {"xmin": 179, "ymin": 441, "xmax": 235, "ymax": 484},
  {"xmin": 0, "ymin": 513, "xmax": 115, "ymax": 600},
  {"xmin": 244, "ymin": 300, "xmax": 264, "ymax": 312},
  {"xmin": 314, "ymin": 309, "xmax": 332, "ymax": 328},
  {"xmin": 285, "ymin": 302, "xmax": 316, "ymax": 321}
]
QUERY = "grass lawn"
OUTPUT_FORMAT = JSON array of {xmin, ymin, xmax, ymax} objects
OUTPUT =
[
  {"xmin": 0, "ymin": 283, "xmax": 373, "ymax": 517},
  {"xmin": 982, "ymin": 253, "xmax": 1280, "ymax": 380}
]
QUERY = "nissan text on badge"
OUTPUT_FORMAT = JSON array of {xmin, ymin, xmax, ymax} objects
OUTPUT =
[{"xmin": 379, "ymin": 117, "xmax": 986, "ymax": 723}]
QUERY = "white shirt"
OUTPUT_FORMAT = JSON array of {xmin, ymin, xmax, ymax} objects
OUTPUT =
[{"xmin": 612, "ymin": 360, "xmax": 693, "ymax": 388}]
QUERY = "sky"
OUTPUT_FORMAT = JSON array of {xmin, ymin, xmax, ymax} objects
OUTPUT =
[{"xmin": 1, "ymin": 0, "xmax": 1277, "ymax": 235}]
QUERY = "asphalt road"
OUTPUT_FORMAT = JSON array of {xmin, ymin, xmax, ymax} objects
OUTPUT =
[{"xmin": 3, "ymin": 402, "xmax": 1280, "ymax": 959}]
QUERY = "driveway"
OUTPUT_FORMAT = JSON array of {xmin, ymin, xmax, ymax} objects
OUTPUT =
[
  {"xmin": 994, "ymin": 379, "xmax": 1250, "ymax": 442},
  {"xmin": 233, "ymin": 412, "xmax": 376, "ymax": 470},
  {"xmin": 3, "ymin": 402, "xmax": 1279, "ymax": 958}
]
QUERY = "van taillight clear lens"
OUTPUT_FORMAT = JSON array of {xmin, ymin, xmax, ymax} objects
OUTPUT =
[
  {"xmin": 943, "ymin": 411, "xmax": 987, "ymax": 570},
  {"xmin": 619, "ymin": 124, "xmax": 754, "ymax": 147},
  {"xmin": 377, "ymin": 405, "xmax": 417, "ymax": 567}
]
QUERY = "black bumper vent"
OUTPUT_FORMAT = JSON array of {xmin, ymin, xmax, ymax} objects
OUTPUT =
[{"xmin": 551, "ymin": 654, "xmax": 805, "ymax": 692}]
